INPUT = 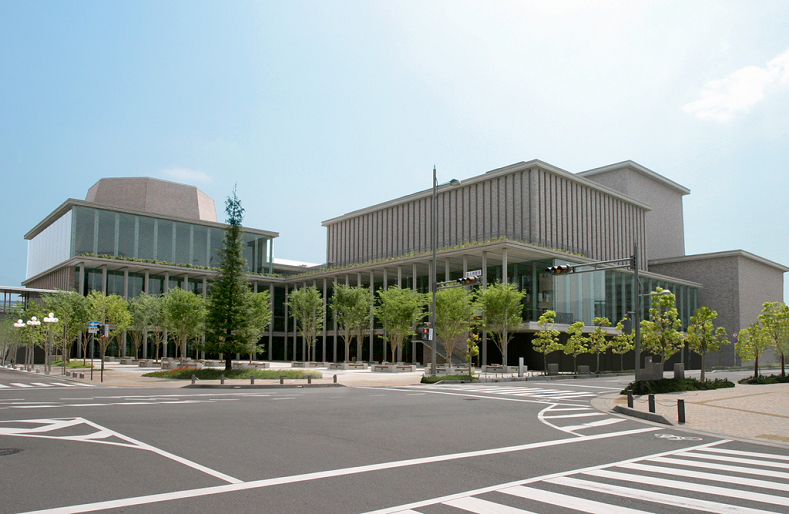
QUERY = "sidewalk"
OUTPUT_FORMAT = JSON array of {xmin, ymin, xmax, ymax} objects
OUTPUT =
[{"xmin": 597, "ymin": 382, "xmax": 789, "ymax": 447}]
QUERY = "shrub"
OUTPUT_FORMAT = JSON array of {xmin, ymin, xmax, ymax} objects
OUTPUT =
[
  {"xmin": 621, "ymin": 377, "xmax": 734, "ymax": 395},
  {"xmin": 738, "ymin": 374, "xmax": 789, "ymax": 385}
]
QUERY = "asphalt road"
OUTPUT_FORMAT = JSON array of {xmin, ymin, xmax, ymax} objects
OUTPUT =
[{"xmin": 1, "ymin": 368, "xmax": 788, "ymax": 514}]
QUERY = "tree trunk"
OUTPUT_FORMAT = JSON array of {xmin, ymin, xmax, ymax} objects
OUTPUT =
[
  {"xmin": 225, "ymin": 354, "xmax": 232, "ymax": 371},
  {"xmin": 700, "ymin": 353, "xmax": 706, "ymax": 383}
]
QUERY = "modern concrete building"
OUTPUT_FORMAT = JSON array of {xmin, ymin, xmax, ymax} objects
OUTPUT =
[{"xmin": 18, "ymin": 161, "xmax": 787, "ymax": 370}]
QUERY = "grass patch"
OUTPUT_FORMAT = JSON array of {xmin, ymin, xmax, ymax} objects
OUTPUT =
[
  {"xmin": 421, "ymin": 374, "xmax": 477, "ymax": 383},
  {"xmin": 51, "ymin": 360, "xmax": 95, "ymax": 369},
  {"xmin": 142, "ymin": 367, "xmax": 322, "ymax": 380},
  {"xmin": 621, "ymin": 377, "xmax": 734, "ymax": 395},
  {"xmin": 738, "ymin": 374, "xmax": 789, "ymax": 385}
]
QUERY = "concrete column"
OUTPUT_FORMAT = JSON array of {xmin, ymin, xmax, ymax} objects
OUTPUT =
[
  {"xmin": 463, "ymin": 255, "xmax": 468, "ymax": 276},
  {"xmin": 369, "ymin": 270, "xmax": 375, "ymax": 363},
  {"xmin": 332, "ymin": 277, "xmax": 338, "ymax": 362},
  {"xmin": 123, "ymin": 269, "xmax": 129, "ymax": 299},
  {"xmin": 397, "ymin": 266, "xmax": 402, "ymax": 288},
  {"xmin": 202, "ymin": 276, "xmax": 207, "ymax": 360},
  {"xmin": 502, "ymin": 247, "xmax": 508, "ymax": 284},
  {"xmin": 445, "ymin": 260, "xmax": 450, "ymax": 282},
  {"xmin": 101, "ymin": 268, "xmax": 107, "ymax": 293},
  {"xmin": 322, "ymin": 278, "xmax": 327, "ymax": 362},
  {"xmin": 412, "ymin": 263, "xmax": 417, "ymax": 291},
  {"xmin": 163, "ymin": 272, "xmax": 170, "ymax": 294},
  {"xmin": 482, "ymin": 251, "xmax": 488, "ymax": 366},
  {"xmin": 283, "ymin": 285, "xmax": 289, "ymax": 361},
  {"xmin": 268, "ymin": 284, "xmax": 274, "ymax": 361},
  {"xmin": 78, "ymin": 264, "xmax": 85, "ymax": 295}
]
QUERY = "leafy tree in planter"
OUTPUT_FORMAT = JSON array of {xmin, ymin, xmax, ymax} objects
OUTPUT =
[
  {"xmin": 737, "ymin": 321, "xmax": 771, "ymax": 378},
  {"xmin": 87, "ymin": 291, "xmax": 132, "ymax": 362},
  {"xmin": 532, "ymin": 310, "xmax": 561, "ymax": 374},
  {"xmin": 474, "ymin": 281, "xmax": 525, "ymax": 367},
  {"xmin": 686, "ymin": 306, "xmax": 728, "ymax": 382},
  {"xmin": 332, "ymin": 284, "xmax": 371, "ymax": 362},
  {"xmin": 127, "ymin": 292, "xmax": 159, "ymax": 360},
  {"xmin": 286, "ymin": 286, "xmax": 324, "ymax": 362},
  {"xmin": 565, "ymin": 321, "xmax": 590, "ymax": 373},
  {"xmin": 163, "ymin": 288, "xmax": 206, "ymax": 359},
  {"xmin": 610, "ymin": 319, "xmax": 634, "ymax": 372},
  {"xmin": 758, "ymin": 302, "xmax": 789, "ymax": 377},
  {"xmin": 246, "ymin": 291, "xmax": 271, "ymax": 361},
  {"xmin": 436, "ymin": 286, "xmax": 474, "ymax": 366},
  {"xmin": 640, "ymin": 287, "xmax": 683, "ymax": 365},
  {"xmin": 375, "ymin": 286, "xmax": 427, "ymax": 364},
  {"xmin": 588, "ymin": 317, "xmax": 611, "ymax": 373}
]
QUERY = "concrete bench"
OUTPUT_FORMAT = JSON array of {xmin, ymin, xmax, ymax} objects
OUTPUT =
[
  {"xmin": 291, "ymin": 361, "xmax": 327, "ymax": 368},
  {"xmin": 119, "ymin": 359, "xmax": 136, "ymax": 365},
  {"xmin": 577, "ymin": 365, "xmax": 591, "ymax": 374},
  {"xmin": 138, "ymin": 360, "xmax": 154, "ymax": 367},
  {"xmin": 482, "ymin": 365, "xmax": 514, "ymax": 374}
]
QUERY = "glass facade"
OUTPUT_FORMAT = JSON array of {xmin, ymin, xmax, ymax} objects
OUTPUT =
[
  {"xmin": 62, "ymin": 205, "xmax": 274, "ymax": 274},
  {"xmin": 26, "ymin": 210, "xmax": 72, "ymax": 278}
]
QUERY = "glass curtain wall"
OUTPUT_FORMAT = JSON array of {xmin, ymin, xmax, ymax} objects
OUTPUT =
[{"xmin": 71, "ymin": 206, "xmax": 274, "ymax": 273}]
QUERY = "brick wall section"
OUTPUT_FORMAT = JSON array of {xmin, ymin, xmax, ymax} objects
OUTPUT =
[{"xmin": 649, "ymin": 252, "xmax": 786, "ymax": 366}]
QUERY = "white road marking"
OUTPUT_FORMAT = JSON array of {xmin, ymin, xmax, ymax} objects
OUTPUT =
[
  {"xmin": 619, "ymin": 462, "xmax": 789, "ymax": 492},
  {"xmin": 0, "ymin": 417, "xmax": 241, "ymax": 485},
  {"xmin": 502, "ymin": 484, "xmax": 653, "ymax": 513},
  {"xmin": 16, "ymin": 426, "xmax": 661, "ymax": 514},
  {"xmin": 542, "ymin": 412, "xmax": 608, "ymax": 419},
  {"xmin": 10, "ymin": 383, "xmax": 33, "ymax": 388},
  {"xmin": 444, "ymin": 496, "xmax": 537, "ymax": 513}
]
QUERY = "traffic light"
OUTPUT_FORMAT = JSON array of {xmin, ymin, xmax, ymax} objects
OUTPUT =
[
  {"xmin": 456, "ymin": 276, "xmax": 478, "ymax": 285},
  {"xmin": 546, "ymin": 265, "xmax": 573, "ymax": 275},
  {"xmin": 420, "ymin": 324, "xmax": 430, "ymax": 341}
]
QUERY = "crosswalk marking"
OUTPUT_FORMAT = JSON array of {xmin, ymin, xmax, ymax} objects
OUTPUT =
[
  {"xmin": 619, "ymin": 462, "xmax": 789, "ymax": 492},
  {"xmin": 367, "ymin": 441, "xmax": 789, "ymax": 514},
  {"xmin": 0, "ymin": 381, "xmax": 93, "ymax": 389},
  {"xmin": 559, "ymin": 418, "xmax": 626, "ymax": 431},
  {"xmin": 501, "ymin": 484, "xmax": 654, "ymax": 514},
  {"xmin": 542, "ymin": 412, "xmax": 608, "ymax": 419},
  {"xmin": 444, "ymin": 496, "xmax": 536, "ymax": 513},
  {"xmin": 545, "ymin": 476, "xmax": 778, "ymax": 514}
]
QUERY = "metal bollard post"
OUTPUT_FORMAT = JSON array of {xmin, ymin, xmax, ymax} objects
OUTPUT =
[
  {"xmin": 79, "ymin": 373, "xmax": 84, "ymax": 379},
  {"xmin": 308, "ymin": 376, "xmax": 312, "ymax": 385},
  {"xmin": 627, "ymin": 391, "xmax": 633, "ymax": 408},
  {"xmin": 648, "ymin": 394, "xmax": 656, "ymax": 413},
  {"xmin": 678, "ymin": 399, "xmax": 686, "ymax": 423},
  {"xmin": 280, "ymin": 375, "xmax": 284, "ymax": 385},
  {"xmin": 251, "ymin": 376, "xmax": 255, "ymax": 385},
  {"xmin": 191, "ymin": 374, "xmax": 196, "ymax": 385},
  {"xmin": 220, "ymin": 374, "xmax": 225, "ymax": 385},
  {"xmin": 333, "ymin": 374, "xmax": 337, "ymax": 384}
]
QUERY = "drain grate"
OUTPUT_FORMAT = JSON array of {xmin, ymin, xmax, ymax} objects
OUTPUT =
[{"xmin": 0, "ymin": 449, "xmax": 22, "ymax": 456}]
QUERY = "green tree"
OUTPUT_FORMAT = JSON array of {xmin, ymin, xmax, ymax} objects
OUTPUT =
[
  {"xmin": 532, "ymin": 310, "xmax": 561, "ymax": 374},
  {"xmin": 686, "ymin": 306, "xmax": 729, "ymax": 382},
  {"xmin": 736, "ymin": 322, "xmax": 771, "ymax": 378},
  {"xmin": 610, "ymin": 319, "xmax": 634, "ymax": 372},
  {"xmin": 127, "ymin": 292, "xmax": 159, "ymax": 360},
  {"xmin": 163, "ymin": 288, "xmax": 206, "ymax": 359},
  {"xmin": 148, "ymin": 295, "xmax": 167, "ymax": 362},
  {"xmin": 758, "ymin": 302, "xmax": 789, "ymax": 376},
  {"xmin": 640, "ymin": 287, "xmax": 683, "ymax": 364},
  {"xmin": 87, "ymin": 291, "xmax": 132, "ymax": 362},
  {"xmin": 436, "ymin": 287, "xmax": 474, "ymax": 365},
  {"xmin": 474, "ymin": 282, "xmax": 525, "ymax": 366},
  {"xmin": 205, "ymin": 187, "xmax": 259, "ymax": 371},
  {"xmin": 565, "ymin": 321, "xmax": 590, "ymax": 373},
  {"xmin": 286, "ymin": 286, "xmax": 324, "ymax": 362},
  {"xmin": 16, "ymin": 303, "xmax": 47, "ymax": 370},
  {"xmin": 588, "ymin": 317, "xmax": 611, "ymax": 373},
  {"xmin": 332, "ymin": 284, "xmax": 372, "ymax": 362},
  {"xmin": 375, "ymin": 286, "xmax": 427, "ymax": 364},
  {"xmin": 247, "ymin": 291, "xmax": 272, "ymax": 361},
  {"xmin": 43, "ymin": 290, "xmax": 89, "ymax": 369}
]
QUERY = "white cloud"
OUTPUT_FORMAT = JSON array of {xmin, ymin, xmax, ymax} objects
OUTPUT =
[
  {"xmin": 683, "ymin": 49, "xmax": 789, "ymax": 122},
  {"xmin": 158, "ymin": 166, "xmax": 213, "ymax": 185}
]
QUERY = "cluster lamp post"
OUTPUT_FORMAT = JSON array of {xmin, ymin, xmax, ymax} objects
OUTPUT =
[{"xmin": 43, "ymin": 312, "xmax": 59, "ymax": 375}]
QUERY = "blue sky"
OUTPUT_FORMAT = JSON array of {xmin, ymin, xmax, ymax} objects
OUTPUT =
[{"xmin": 2, "ymin": 1, "xmax": 788, "ymax": 298}]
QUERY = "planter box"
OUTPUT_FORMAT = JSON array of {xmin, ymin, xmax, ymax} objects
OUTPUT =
[
  {"xmin": 372, "ymin": 364, "xmax": 416, "ymax": 373},
  {"xmin": 577, "ymin": 365, "xmax": 591, "ymax": 374},
  {"xmin": 291, "ymin": 362, "xmax": 327, "ymax": 368},
  {"xmin": 138, "ymin": 360, "xmax": 154, "ymax": 367},
  {"xmin": 328, "ymin": 362, "xmax": 367, "ymax": 370},
  {"xmin": 483, "ymin": 365, "xmax": 514, "ymax": 374}
]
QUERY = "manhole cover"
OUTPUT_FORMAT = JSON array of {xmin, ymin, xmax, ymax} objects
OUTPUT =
[{"xmin": 0, "ymin": 449, "xmax": 21, "ymax": 456}]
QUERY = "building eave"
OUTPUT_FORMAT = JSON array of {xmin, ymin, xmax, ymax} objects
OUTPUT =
[
  {"xmin": 578, "ymin": 160, "xmax": 691, "ymax": 196},
  {"xmin": 321, "ymin": 160, "xmax": 653, "ymax": 227},
  {"xmin": 650, "ymin": 250, "xmax": 789, "ymax": 273}
]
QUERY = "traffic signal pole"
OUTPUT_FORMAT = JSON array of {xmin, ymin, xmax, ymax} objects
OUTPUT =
[{"xmin": 632, "ymin": 244, "xmax": 642, "ymax": 382}]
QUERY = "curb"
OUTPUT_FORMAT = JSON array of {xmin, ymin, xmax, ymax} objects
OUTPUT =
[
  {"xmin": 184, "ymin": 383, "xmax": 345, "ymax": 389},
  {"xmin": 612, "ymin": 405, "xmax": 673, "ymax": 425}
]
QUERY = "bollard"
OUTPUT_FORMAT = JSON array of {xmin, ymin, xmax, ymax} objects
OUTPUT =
[
  {"xmin": 220, "ymin": 374, "xmax": 225, "ymax": 385},
  {"xmin": 308, "ymin": 376, "xmax": 312, "ymax": 385},
  {"xmin": 627, "ymin": 391, "xmax": 633, "ymax": 408},
  {"xmin": 648, "ymin": 394, "xmax": 656, "ymax": 413},
  {"xmin": 333, "ymin": 374, "xmax": 337, "ymax": 384},
  {"xmin": 191, "ymin": 374, "xmax": 196, "ymax": 385},
  {"xmin": 251, "ymin": 376, "xmax": 255, "ymax": 385},
  {"xmin": 678, "ymin": 398, "xmax": 686, "ymax": 424},
  {"xmin": 280, "ymin": 375, "xmax": 284, "ymax": 385},
  {"xmin": 79, "ymin": 373, "xmax": 84, "ymax": 379}
]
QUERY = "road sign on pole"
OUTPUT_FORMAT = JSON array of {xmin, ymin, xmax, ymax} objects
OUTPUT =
[{"xmin": 88, "ymin": 321, "xmax": 99, "ymax": 334}]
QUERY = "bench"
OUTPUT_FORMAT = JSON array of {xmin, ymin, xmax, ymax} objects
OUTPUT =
[
  {"xmin": 371, "ymin": 364, "xmax": 416, "ymax": 373},
  {"xmin": 328, "ymin": 362, "xmax": 367, "ymax": 370}
]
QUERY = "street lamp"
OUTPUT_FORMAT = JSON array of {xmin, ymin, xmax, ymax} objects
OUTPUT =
[
  {"xmin": 430, "ymin": 166, "xmax": 461, "ymax": 376},
  {"xmin": 43, "ymin": 312, "xmax": 58, "ymax": 375},
  {"xmin": 26, "ymin": 316, "xmax": 40, "ymax": 372},
  {"xmin": 632, "ymin": 288, "xmax": 672, "ymax": 382},
  {"xmin": 13, "ymin": 319, "xmax": 25, "ymax": 369}
]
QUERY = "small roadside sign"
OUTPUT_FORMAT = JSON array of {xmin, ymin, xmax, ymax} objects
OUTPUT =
[
  {"xmin": 88, "ymin": 321, "xmax": 99, "ymax": 334},
  {"xmin": 465, "ymin": 269, "xmax": 482, "ymax": 278}
]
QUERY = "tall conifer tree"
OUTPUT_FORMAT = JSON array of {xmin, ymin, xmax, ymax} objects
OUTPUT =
[{"xmin": 205, "ymin": 186, "xmax": 256, "ymax": 371}]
